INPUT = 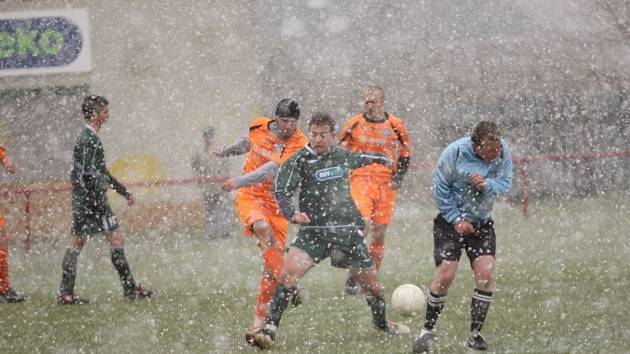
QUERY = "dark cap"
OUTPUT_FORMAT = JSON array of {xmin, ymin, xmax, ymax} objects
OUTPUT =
[{"xmin": 275, "ymin": 98, "xmax": 300, "ymax": 119}]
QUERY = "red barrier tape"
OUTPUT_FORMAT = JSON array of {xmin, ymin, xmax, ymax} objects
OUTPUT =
[{"xmin": 2, "ymin": 149, "xmax": 630, "ymax": 253}]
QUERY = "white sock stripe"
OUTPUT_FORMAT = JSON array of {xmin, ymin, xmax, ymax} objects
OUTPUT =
[
  {"xmin": 472, "ymin": 293, "xmax": 493, "ymax": 302},
  {"xmin": 427, "ymin": 293, "xmax": 447, "ymax": 305}
]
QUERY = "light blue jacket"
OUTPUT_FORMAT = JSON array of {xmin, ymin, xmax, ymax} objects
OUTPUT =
[{"xmin": 432, "ymin": 137, "xmax": 513, "ymax": 224}]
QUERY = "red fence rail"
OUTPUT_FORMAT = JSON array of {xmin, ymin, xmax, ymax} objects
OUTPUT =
[{"xmin": 1, "ymin": 149, "xmax": 630, "ymax": 253}]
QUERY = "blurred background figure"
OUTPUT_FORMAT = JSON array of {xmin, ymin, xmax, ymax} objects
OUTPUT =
[
  {"xmin": 191, "ymin": 126, "xmax": 233, "ymax": 239},
  {"xmin": 0, "ymin": 146, "xmax": 26, "ymax": 303}
]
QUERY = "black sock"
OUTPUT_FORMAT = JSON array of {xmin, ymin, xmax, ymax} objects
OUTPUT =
[
  {"xmin": 111, "ymin": 248, "xmax": 136, "ymax": 296},
  {"xmin": 471, "ymin": 289, "xmax": 493, "ymax": 332},
  {"xmin": 424, "ymin": 291, "xmax": 447, "ymax": 330},
  {"xmin": 60, "ymin": 248, "xmax": 80, "ymax": 295},
  {"xmin": 367, "ymin": 295, "xmax": 388, "ymax": 329},
  {"xmin": 266, "ymin": 284, "xmax": 295, "ymax": 329}
]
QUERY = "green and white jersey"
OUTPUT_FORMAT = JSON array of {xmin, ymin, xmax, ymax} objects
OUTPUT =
[
  {"xmin": 274, "ymin": 145, "xmax": 389, "ymax": 228},
  {"xmin": 70, "ymin": 126, "xmax": 128, "ymax": 198}
]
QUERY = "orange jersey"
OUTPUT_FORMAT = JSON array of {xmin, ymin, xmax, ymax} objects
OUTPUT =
[
  {"xmin": 238, "ymin": 117, "xmax": 308, "ymax": 201},
  {"xmin": 0, "ymin": 147, "xmax": 5, "ymax": 226},
  {"xmin": 338, "ymin": 113, "xmax": 411, "ymax": 177}
]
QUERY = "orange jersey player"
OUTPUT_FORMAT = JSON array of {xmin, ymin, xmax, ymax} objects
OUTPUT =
[
  {"xmin": 216, "ymin": 99, "xmax": 308, "ymax": 345},
  {"xmin": 338, "ymin": 85, "xmax": 412, "ymax": 294},
  {"xmin": 0, "ymin": 146, "xmax": 26, "ymax": 303}
]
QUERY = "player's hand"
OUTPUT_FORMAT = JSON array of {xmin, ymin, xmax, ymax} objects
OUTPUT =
[
  {"xmin": 1, "ymin": 156, "xmax": 16, "ymax": 174},
  {"xmin": 470, "ymin": 173, "xmax": 485, "ymax": 191},
  {"xmin": 291, "ymin": 212, "xmax": 311, "ymax": 224},
  {"xmin": 454, "ymin": 219, "xmax": 475, "ymax": 235},
  {"xmin": 126, "ymin": 193, "xmax": 135, "ymax": 207},
  {"xmin": 221, "ymin": 178, "xmax": 238, "ymax": 192},
  {"xmin": 389, "ymin": 179, "xmax": 401, "ymax": 190},
  {"xmin": 211, "ymin": 148, "xmax": 224, "ymax": 157}
]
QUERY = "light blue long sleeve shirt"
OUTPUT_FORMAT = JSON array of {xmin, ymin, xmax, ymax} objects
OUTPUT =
[{"xmin": 432, "ymin": 137, "xmax": 513, "ymax": 224}]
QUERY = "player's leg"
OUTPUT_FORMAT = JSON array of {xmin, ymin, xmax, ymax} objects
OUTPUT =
[
  {"xmin": 245, "ymin": 211, "xmax": 287, "ymax": 345},
  {"xmin": 253, "ymin": 246, "xmax": 314, "ymax": 349},
  {"xmin": 0, "ymin": 213, "xmax": 26, "ymax": 303},
  {"xmin": 106, "ymin": 228, "xmax": 152, "ymax": 300},
  {"xmin": 214, "ymin": 193, "xmax": 232, "ymax": 238},
  {"xmin": 202, "ymin": 191, "xmax": 216, "ymax": 239},
  {"xmin": 368, "ymin": 181, "xmax": 396, "ymax": 273},
  {"xmin": 58, "ymin": 235, "xmax": 88, "ymax": 304},
  {"xmin": 464, "ymin": 220, "xmax": 496, "ymax": 351},
  {"xmin": 351, "ymin": 267, "xmax": 409, "ymax": 335},
  {"xmin": 413, "ymin": 214, "xmax": 463, "ymax": 353},
  {"xmin": 345, "ymin": 176, "xmax": 373, "ymax": 294}
]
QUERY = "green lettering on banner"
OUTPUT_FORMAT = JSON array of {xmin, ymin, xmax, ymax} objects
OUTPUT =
[
  {"xmin": 0, "ymin": 32, "xmax": 15, "ymax": 58},
  {"xmin": 39, "ymin": 30, "xmax": 64, "ymax": 55},
  {"xmin": 16, "ymin": 28, "xmax": 39, "ymax": 56}
]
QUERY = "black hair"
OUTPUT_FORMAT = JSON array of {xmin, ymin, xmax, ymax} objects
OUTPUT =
[
  {"xmin": 308, "ymin": 112, "xmax": 335, "ymax": 132},
  {"xmin": 275, "ymin": 98, "xmax": 300, "ymax": 119},
  {"xmin": 471, "ymin": 121, "xmax": 501, "ymax": 145},
  {"xmin": 82, "ymin": 95, "xmax": 109, "ymax": 120}
]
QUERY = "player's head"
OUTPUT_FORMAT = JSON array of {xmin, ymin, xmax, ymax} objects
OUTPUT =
[
  {"xmin": 275, "ymin": 98, "xmax": 300, "ymax": 139},
  {"xmin": 308, "ymin": 111, "xmax": 336, "ymax": 155},
  {"xmin": 363, "ymin": 85, "xmax": 385, "ymax": 116},
  {"xmin": 82, "ymin": 95, "xmax": 109, "ymax": 123},
  {"xmin": 471, "ymin": 121, "xmax": 502, "ymax": 162},
  {"xmin": 203, "ymin": 126, "xmax": 215, "ymax": 146}
]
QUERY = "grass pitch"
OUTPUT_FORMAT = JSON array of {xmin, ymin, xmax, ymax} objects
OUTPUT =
[{"xmin": 2, "ymin": 194, "xmax": 629, "ymax": 353}]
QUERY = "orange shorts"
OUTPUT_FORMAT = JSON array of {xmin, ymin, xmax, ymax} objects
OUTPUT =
[
  {"xmin": 0, "ymin": 210, "xmax": 4, "ymax": 227},
  {"xmin": 235, "ymin": 191, "xmax": 288, "ymax": 246},
  {"xmin": 350, "ymin": 174, "xmax": 397, "ymax": 225}
]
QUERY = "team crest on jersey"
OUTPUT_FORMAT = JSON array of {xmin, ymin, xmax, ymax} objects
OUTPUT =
[
  {"xmin": 315, "ymin": 166, "xmax": 344, "ymax": 181},
  {"xmin": 273, "ymin": 143, "xmax": 285, "ymax": 154}
]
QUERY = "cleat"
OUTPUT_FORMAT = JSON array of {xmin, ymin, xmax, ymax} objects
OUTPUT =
[
  {"xmin": 412, "ymin": 328, "xmax": 435, "ymax": 353},
  {"xmin": 344, "ymin": 274, "xmax": 360, "ymax": 296},
  {"xmin": 57, "ymin": 294, "xmax": 89, "ymax": 305},
  {"xmin": 252, "ymin": 327, "xmax": 275, "ymax": 350},
  {"xmin": 244, "ymin": 328, "xmax": 259, "ymax": 346},
  {"xmin": 125, "ymin": 283, "xmax": 153, "ymax": 300},
  {"xmin": 378, "ymin": 320, "xmax": 410, "ymax": 335},
  {"xmin": 245, "ymin": 316, "xmax": 267, "ymax": 346},
  {"xmin": 0, "ymin": 288, "xmax": 26, "ymax": 303},
  {"xmin": 466, "ymin": 331, "xmax": 488, "ymax": 351}
]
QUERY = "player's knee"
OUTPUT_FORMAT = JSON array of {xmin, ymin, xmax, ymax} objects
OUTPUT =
[
  {"xmin": 475, "ymin": 270, "xmax": 493, "ymax": 287},
  {"xmin": 252, "ymin": 221, "xmax": 274, "ymax": 243}
]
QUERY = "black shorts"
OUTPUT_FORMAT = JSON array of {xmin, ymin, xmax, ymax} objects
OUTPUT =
[
  {"xmin": 72, "ymin": 191, "xmax": 119, "ymax": 236},
  {"xmin": 433, "ymin": 214, "xmax": 495, "ymax": 267}
]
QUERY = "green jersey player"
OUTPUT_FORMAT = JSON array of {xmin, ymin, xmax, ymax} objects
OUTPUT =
[{"xmin": 249, "ymin": 112, "xmax": 409, "ymax": 350}]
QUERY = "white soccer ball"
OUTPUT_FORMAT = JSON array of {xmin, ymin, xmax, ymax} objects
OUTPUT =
[{"xmin": 391, "ymin": 283, "xmax": 426, "ymax": 317}]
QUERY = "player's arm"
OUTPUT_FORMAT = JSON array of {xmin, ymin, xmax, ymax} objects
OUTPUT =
[
  {"xmin": 222, "ymin": 160, "xmax": 279, "ymax": 191},
  {"xmin": 73, "ymin": 139, "xmax": 98, "ymax": 190},
  {"xmin": 481, "ymin": 140, "xmax": 513, "ymax": 196},
  {"xmin": 215, "ymin": 136, "xmax": 250, "ymax": 157},
  {"xmin": 431, "ymin": 144, "xmax": 461, "ymax": 224},
  {"xmin": 0, "ymin": 148, "xmax": 16, "ymax": 174},
  {"xmin": 105, "ymin": 170, "xmax": 132, "ymax": 201},
  {"xmin": 337, "ymin": 118, "xmax": 357, "ymax": 148},
  {"xmin": 273, "ymin": 155, "xmax": 304, "ymax": 222},
  {"xmin": 392, "ymin": 120, "xmax": 412, "ymax": 186}
]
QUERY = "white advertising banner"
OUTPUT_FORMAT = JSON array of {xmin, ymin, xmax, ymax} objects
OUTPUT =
[{"xmin": 0, "ymin": 8, "xmax": 91, "ymax": 76}]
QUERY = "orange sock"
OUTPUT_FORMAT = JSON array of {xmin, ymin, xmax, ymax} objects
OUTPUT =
[
  {"xmin": 0, "ymin": 247, "xmax": 9, "ymax": 294},
  {"xmin": 255, "ymin": 273, "xmax": 277, "ymax": 319},
  {"xmin": 369, "ymin": 239, "xmax": 385, "ymax": 272},
  {"xmin": 262, "ymin": 247, "xmax": 284, "ymax": 280}
]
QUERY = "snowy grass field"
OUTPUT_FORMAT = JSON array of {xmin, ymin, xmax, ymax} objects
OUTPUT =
[{"xmin": 1, "ymin": 194, "xmax": 629, "ymax": 353}]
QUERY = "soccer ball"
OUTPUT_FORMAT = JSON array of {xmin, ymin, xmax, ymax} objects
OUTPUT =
[{"xmin": 391, "ymin": 283, "xmax": 426, "ymax": 317}]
